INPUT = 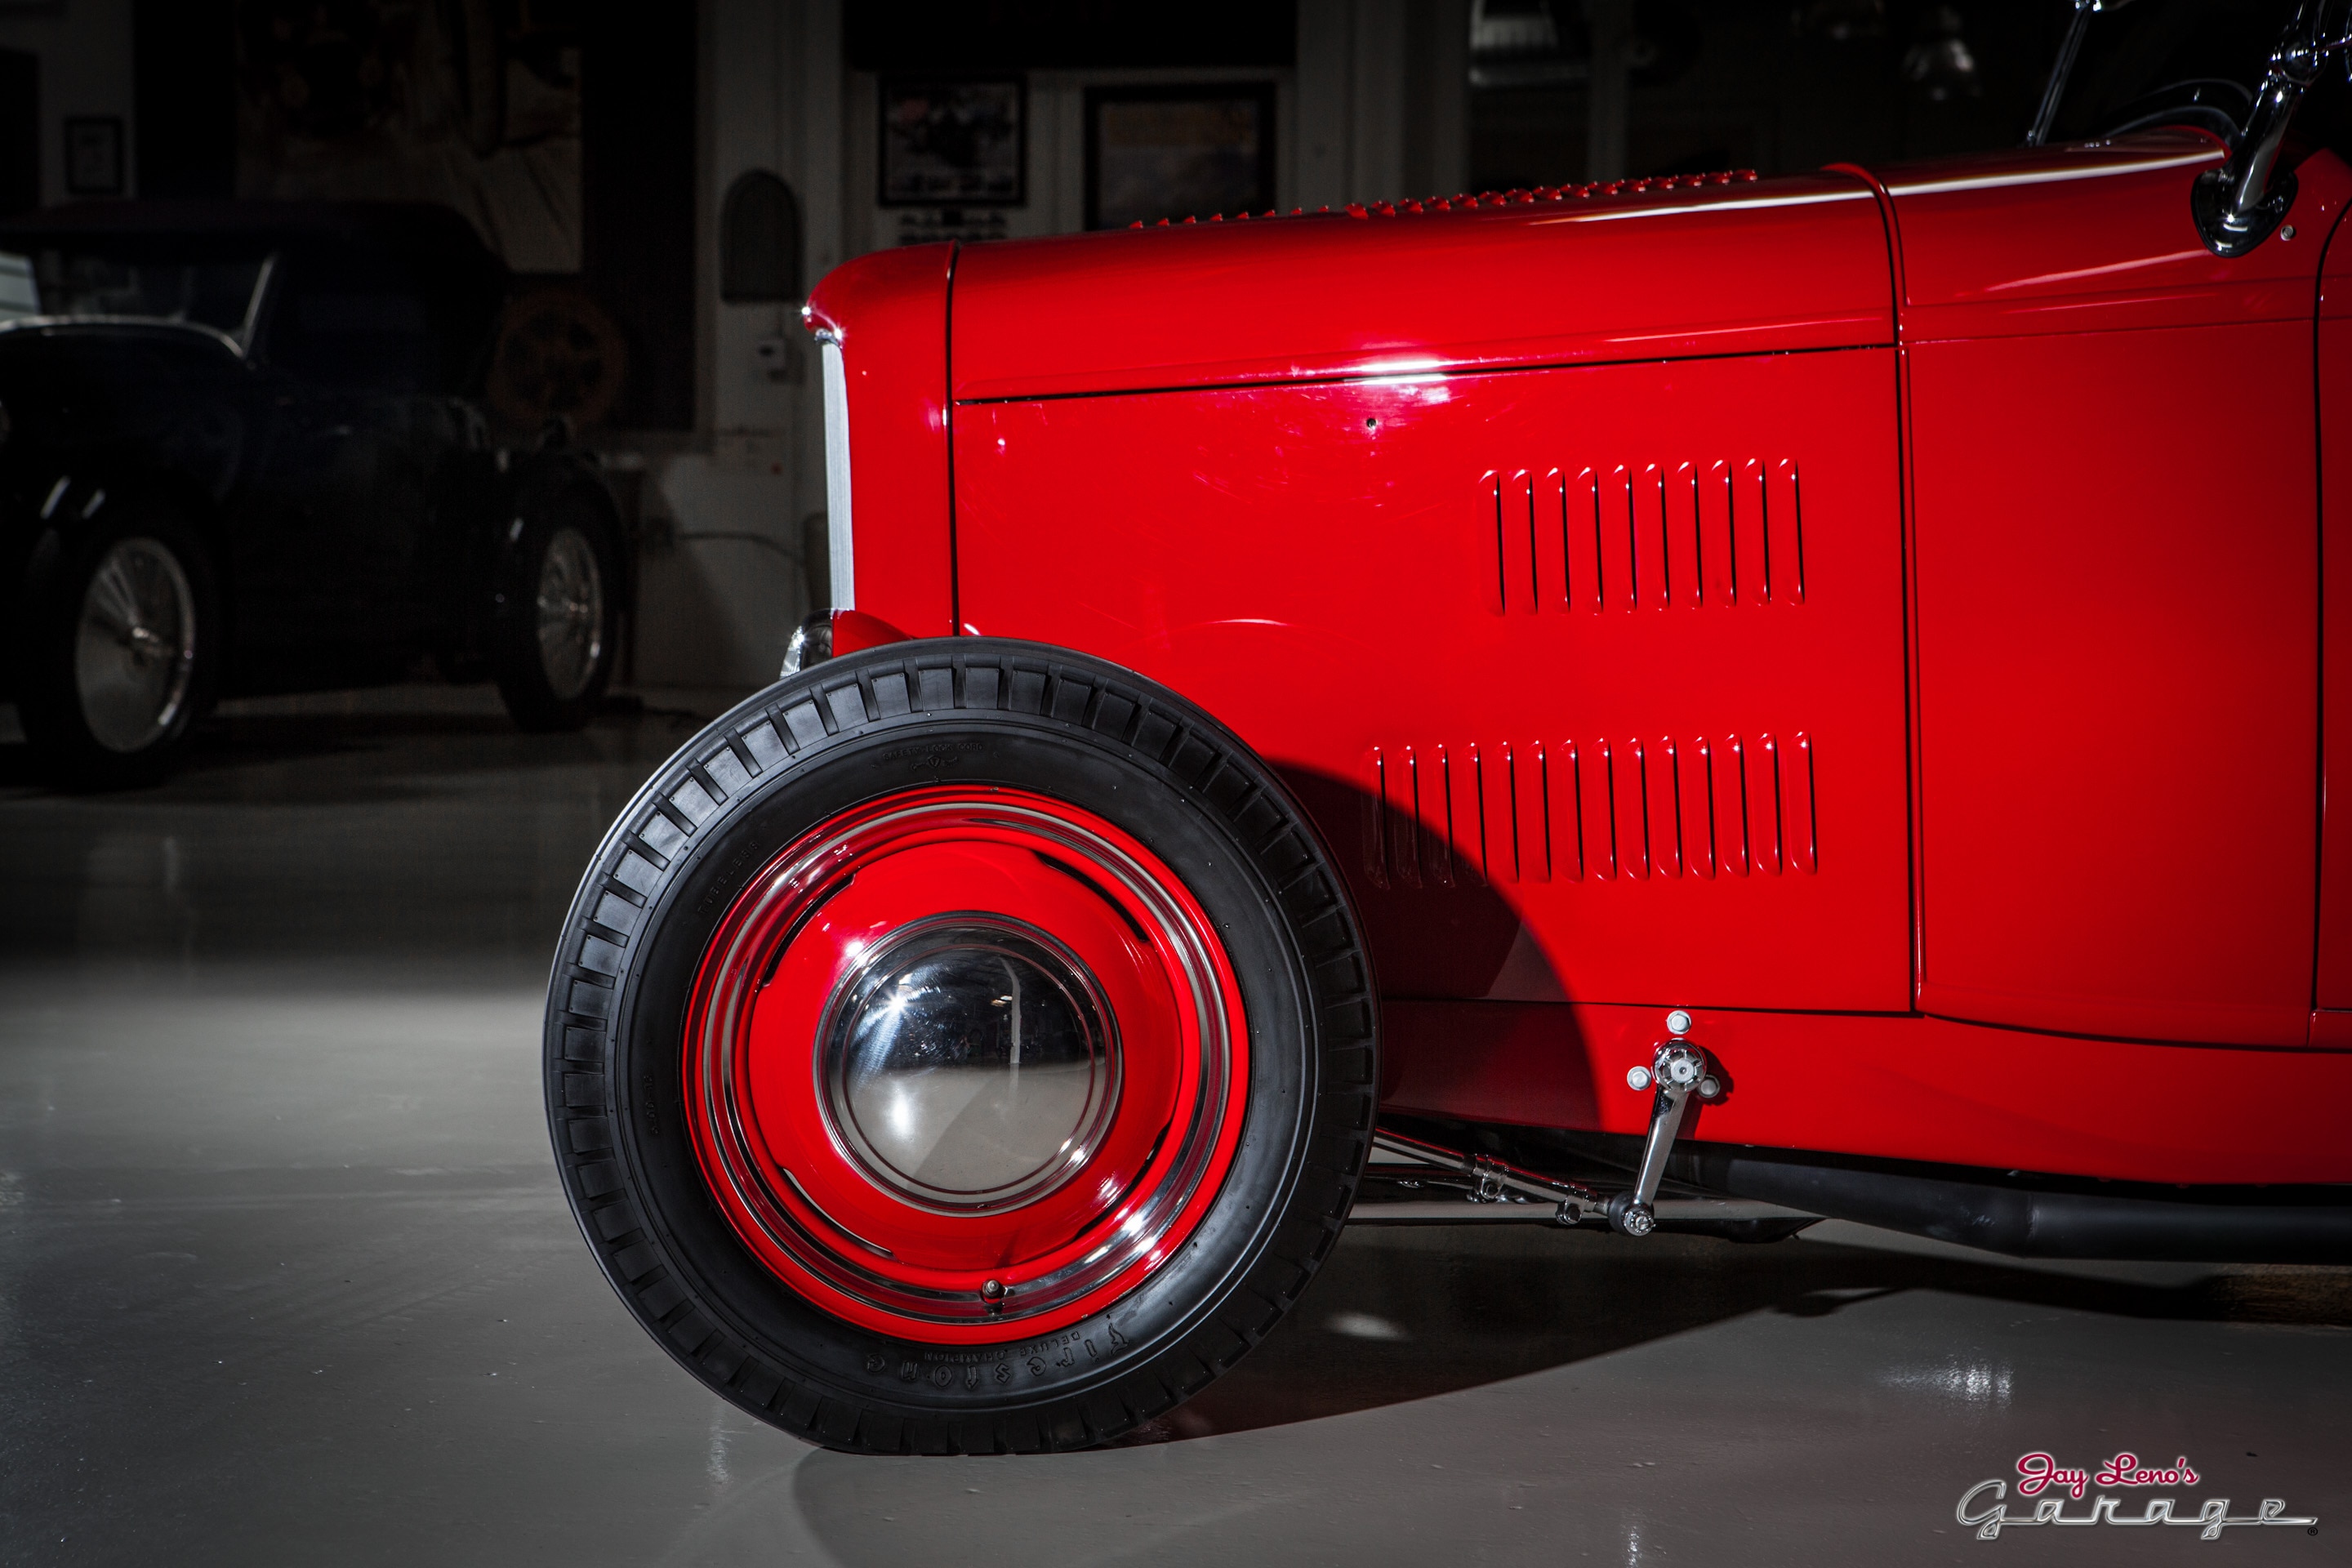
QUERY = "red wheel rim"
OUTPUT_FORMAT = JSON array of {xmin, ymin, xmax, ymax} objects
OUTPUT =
[{"xmin": 682, "ymin": 786, "xmax": 1250, "ymax": 1342}]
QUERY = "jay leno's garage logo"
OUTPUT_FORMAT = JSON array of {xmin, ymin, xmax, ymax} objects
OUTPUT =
[{"xmin": 1958, "ymin": 1452, "xmax": 2319, "ymax": 1541}]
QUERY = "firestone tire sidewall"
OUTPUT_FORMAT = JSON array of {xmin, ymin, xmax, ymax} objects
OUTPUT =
[{"xmin": 545, "ymin": 642, "xmax": 1378, "ymax": 1453}]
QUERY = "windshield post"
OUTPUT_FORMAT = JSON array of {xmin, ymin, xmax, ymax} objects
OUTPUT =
[{"xmin": 2027, "ymin": 0, "xmax": 2104, "ymax": 146}]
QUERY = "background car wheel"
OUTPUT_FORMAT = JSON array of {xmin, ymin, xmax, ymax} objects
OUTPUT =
[
  {"xmin": 492, "ymin": 492, "xmax": 620, "ymax": 733},
  {"xmin": 15, "ymin": 492, "xmax": 220, "ymax": 790},
  {"xmin": 543, "ymin": 640, "xmax": 1378, "ymax": 1453}
]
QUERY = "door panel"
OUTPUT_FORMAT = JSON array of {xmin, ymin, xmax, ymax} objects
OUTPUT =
[
  {"xmin": 1888, "ymin": 140, "xmax": 2345, "ymax": 1048},
  {"xmin": 1909, "ymin": 327, "xmax": 2316, "ymax": 1046},
  {"xmin": 956, "ymin": 347, "xmax": 1911, "ymax": 1012}
]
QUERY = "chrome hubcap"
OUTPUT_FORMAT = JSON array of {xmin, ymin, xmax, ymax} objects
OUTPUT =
[
  {"xmin": 535, "ymin": 527, "xmax": 604, "ymax": 701},
  {"xmin": 819, "ymin": 920, "xmax": 1121, "ymax": 1215},
  {"xmin": 74, "ymin": 537, "xmax": 197, "ymax": 754}
]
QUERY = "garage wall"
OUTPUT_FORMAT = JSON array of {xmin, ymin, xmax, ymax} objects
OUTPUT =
[
  {"xmin": 634, "ymin": 0, "xmax": 1471, "ymax": 690},
  {"xmin": 1298, "ymin": 0, "xmax": 1471, "ymax": 212},
  {"xmin": 630, "ymin": 0, "xmax": 842, "ymax": 689},
  {"xmin": 0, "ymin": 0, "xmax": 138, "ymax": 208}
]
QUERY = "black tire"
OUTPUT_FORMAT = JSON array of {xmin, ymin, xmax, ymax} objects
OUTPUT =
[
  {"xmin": 14, "ymin": 487, "xmax": 220, "ymax": 791},
  {"xmin": 491, "ymin": 491, "xmax": 620, "ymax": 733},
  {"xmin": 542, "ymin": 639, "xmax": 1379, "ymax": 1453}
]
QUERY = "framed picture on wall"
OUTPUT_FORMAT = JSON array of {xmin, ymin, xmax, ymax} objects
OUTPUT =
[
  {"xmin": 64, "ymin": 116, "xmax": 123, "ymax": 197},
  {"xmin": 1085, "ymin": 83, "xmax": 1276, "ymax": 230},
  {"xmin": 879, "ymin": 78, "xmax": 1026, "ymax": 207}
]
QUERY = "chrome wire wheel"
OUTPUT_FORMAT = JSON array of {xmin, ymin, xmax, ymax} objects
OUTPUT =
[
  {"xmin": 74, "ymin": 537, "xmax": 198, "ymax": 755},
  {"xmin": 535, "ymin": 525, "xmax": 605, "ymax": 702}
]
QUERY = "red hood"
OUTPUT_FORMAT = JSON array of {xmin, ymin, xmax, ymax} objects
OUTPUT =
[{"xmin": 947, "ymin": 172, "xmax": 1895, "ymax": 402}]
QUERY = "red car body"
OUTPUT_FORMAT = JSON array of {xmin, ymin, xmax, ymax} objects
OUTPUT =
[{"xmin": 803, "ymin": 128, "xmax": 2352, "ymax": 1194}]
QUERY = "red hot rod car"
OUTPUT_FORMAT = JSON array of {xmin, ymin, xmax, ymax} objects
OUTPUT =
[{"xmin": 546, "ymin": 2, "xmax": 2352, "ymax": 1451}]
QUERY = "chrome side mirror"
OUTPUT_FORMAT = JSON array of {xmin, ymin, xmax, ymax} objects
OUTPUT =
[{"xmin": 2196, "ymin": 0, "xmax": 2352, "ymax": 256}]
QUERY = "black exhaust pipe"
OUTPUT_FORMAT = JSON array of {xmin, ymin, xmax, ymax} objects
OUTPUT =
[
  {"xmin": 1398, "ymin": 1119, "xmax": 2352, "ymax": 1264},
  {"xmin": 1680, "ymin": 1146, "xmax": 2352, "ymax": 1264}
]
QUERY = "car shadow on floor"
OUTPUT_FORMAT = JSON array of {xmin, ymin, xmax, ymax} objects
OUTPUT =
[
  {"xmin": 1107, "ymin": 1224, "xmax": 2352, "ymax": 1443},
  {"xmin": 755, "ymin": 1225, "xmax": 2352, "ymax": 1568}
]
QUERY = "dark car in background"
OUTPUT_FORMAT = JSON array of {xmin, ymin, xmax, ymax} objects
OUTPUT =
[{"xmin": 0, "ymin": 201, "xmax": 626, "ymax": 786}]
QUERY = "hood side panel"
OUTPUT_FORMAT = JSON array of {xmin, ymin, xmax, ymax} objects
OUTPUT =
[{"xmin": 951, "ymin": 176, "xmax": 1894, "ymax": 403}]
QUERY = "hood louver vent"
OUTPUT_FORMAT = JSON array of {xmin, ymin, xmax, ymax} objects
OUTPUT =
[
  {"xmin": 1488, "ymin": 458, "xmax": 1806, "ymax": 616},
  {"xmin": 1365, "ymin": 731, "xmax": 1817, "ymax": 890}
]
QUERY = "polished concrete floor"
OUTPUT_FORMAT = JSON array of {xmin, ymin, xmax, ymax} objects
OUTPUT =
[{"xmin": 2, "ymin": 687, "xmax": 2348, "ymax": 1566}]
